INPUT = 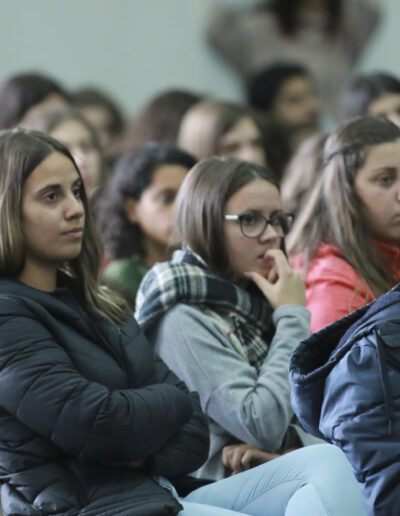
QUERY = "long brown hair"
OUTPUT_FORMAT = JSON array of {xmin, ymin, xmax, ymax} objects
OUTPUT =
[
  {"xmin": 287, "ymin": 116, "xmax": 400, "ymax": 297},
  {"xmin": 0, "ymin": 128, "xmax": 127, "ymax": 324},
  {"xmin": 174, "ymin": 156, "xmax": 280, "ymax": 281}
]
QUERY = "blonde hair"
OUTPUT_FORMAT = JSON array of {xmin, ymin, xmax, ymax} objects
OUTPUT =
[{"xmin": 0, "ymin": 128, "xmax": 127, "ymax": 324}]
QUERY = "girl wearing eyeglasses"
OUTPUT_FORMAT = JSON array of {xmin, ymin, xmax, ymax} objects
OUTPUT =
[{"xmin": 135, "ymin": 157, "xmax": 366, "ymax": 515}]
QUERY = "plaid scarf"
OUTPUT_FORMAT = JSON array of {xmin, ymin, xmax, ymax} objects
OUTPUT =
[{"xmin": 135, "ymin": 248, "xmax": 274, "ymax": 370}]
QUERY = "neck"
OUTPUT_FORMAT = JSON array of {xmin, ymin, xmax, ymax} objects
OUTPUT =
[
  {"xmin": 18, "ymin": 260, "xmax": 58, "ymax": 292},
  {"xmin": 142, "ymin": 239, "xmax": 171, "ymax": 268}
]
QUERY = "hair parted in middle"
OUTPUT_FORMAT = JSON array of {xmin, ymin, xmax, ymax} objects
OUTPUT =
[
  {"xmin": 287, "ymin": 116, "xmax": 400, "ymax": 297},
  {"xmin": 174, "ymin": 156, "xmax": 281, "ymax": 280},
  {"xmin": 0, "ymin": 128, "xmax": 127, "ymax": 324}
]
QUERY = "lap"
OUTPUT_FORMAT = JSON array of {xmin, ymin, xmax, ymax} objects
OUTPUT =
[{"xmin": 184, "ymin": 444, "xmax": 366, "ymax": 516}]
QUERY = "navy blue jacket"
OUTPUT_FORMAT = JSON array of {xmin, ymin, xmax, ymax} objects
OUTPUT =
[
  {"xmin": 290, "ymin": 284, "xmax": 400, "ymax": 516},
  {"xmin": 0, "ymin": 276, "xmax": 209, "ymax": 515}
]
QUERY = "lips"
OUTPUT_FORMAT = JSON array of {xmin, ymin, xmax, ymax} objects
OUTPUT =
[{"xmin": 62, "ymin": 227, "xmax": 84, "ymax": 238}]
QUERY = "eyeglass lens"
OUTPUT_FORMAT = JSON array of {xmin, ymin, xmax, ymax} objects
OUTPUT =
[{"xmin": 240, "ymin": 213, "xmax": 293, "ymax": 237}]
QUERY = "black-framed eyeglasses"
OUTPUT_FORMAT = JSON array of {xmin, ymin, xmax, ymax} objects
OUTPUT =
[{"xmin": 224, "ymin": 211, "xmax": 294, "ymax": 238}]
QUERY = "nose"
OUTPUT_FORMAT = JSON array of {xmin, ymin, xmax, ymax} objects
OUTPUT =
[
  {"xmin": 259, "ymin": 222, "xmax": 282, "ymax": 242},
  {"xmin": 65, "ymin": 193, "xmax": 85, "ymax": 221}
]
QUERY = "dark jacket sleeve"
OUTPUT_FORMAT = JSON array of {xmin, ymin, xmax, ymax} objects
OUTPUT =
[
  {"xmin": 147, "ymin": 354, "xmax": 210, "ymax": 478},
  {"xmin": 320, "ymin": 322, "xmax": 400, "ymax": 516},
  {"xmin": 0, "ymin": 299, "xmax": 194, "ymax": 463}
]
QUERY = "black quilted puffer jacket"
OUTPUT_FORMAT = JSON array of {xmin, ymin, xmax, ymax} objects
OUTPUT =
[{"xmin": 0, "ymin": 275, "xmax": 209, "ymax": 516}]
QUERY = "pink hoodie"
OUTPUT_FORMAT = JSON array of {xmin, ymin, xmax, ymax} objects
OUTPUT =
[{"xmin": 291, "ymin": 242, "xmax": 400, "ymax": 333}]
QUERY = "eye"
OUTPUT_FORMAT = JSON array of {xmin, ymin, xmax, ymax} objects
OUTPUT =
[
  {"xmin": 73, "ymin": 186, "xmax": 82, "ymax": 198},
  {"xmin": 159, "ymin": 191, "xmax": 175, "ymax": 204},
  {"xmin": 377, "ymin": 172, "xmax": 396, "ymax": 187},
  {"xmin": 44, "ymin": 191, "xmax": 57, "ymax": 202},
  {"xmin": 240, "ymin": 212, "xmax": 260, "ymax": 226},
  {"xmin": 270, "ymin": 212, "xmax": 293, "ymax": 234}
]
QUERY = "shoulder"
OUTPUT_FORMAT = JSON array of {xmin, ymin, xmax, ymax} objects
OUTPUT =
[
  {"xmin": 0, "ymin": 292, "xmax": 36, "ymax": 318},
  {"xmin": 306, "ymin": 244, "xmax": 361, "ymax": 285}
]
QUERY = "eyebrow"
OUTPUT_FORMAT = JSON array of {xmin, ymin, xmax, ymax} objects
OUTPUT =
[
  {"xmin": 37, "ymin": 177, "xmax": 82, "ymax": 194},
  {"xmin": 371, "ymin": 166, "xmax": 397, "ymax": 174}
]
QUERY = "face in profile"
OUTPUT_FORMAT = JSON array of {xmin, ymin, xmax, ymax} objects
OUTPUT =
[
  {"xmin": 355, "ymin": 139, "xmax": 400, "ymax": 246},
  {"xmin": 223, "ymin": 177, "xmax": 284, "ymax": 284},
  {"xmin": 217, "ymin": 116, "xmax": 266, "ymax": 166},
  {"xmin": 124, "ymin": 164, "xmax": 189, "ymax": 258},
  {"xmin": 20, "ymin": 152, "xmax": 85, "ymax": 270},
  {"xmin": 50, "ymin": 119, "xmax": 102, "ymax": 199},
  {"xmin": 368, "ymin": 93, "xmax": 400, "ymax": 128},
  {"xmin": 273, "ymin": 76, "xmax": 320, "ymax": 129}
]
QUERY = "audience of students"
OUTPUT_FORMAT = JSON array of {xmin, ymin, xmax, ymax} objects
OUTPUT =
[
  {"xmin": 98, "ymin": 142, "xmax": 196, "ymax": 308},
  {"xmin": 288, "ymin": 116, "xmax": 400, "ymax": 332},
  {"xmin": 0, "ymin": 47, "xmax": 399, "ymax": 514},
  {"xmin": 0, "ymin": 128, "xmax": 369, "ymax": 516}
]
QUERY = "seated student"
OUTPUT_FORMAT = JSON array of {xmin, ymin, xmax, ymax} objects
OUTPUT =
[
  {"xmin": 71, "ymin": 86, "xmax": 125, "ymax": 152},
  {"xmin": 135, "ymin": 156, "xmax": 307, "ymax": 479},
  {"xmin": 134, "ymin": 156, "xmax": 368, "ymax": 515},
  {"xmin": 290, "ymin": 282, "xmax": 400, "ymax": 516},
  {"xmin": 22, "ymin": 106, "xmax": 106, "ymax": 199},
  {"xmin": 0, "ymin": 72, "xmax": 68, "ymax": 129},
  {"xmin": 0, "ymin": 128, "xmax": 366, "ymax": 516},
  {"xmin": 126, "ymin": 89, "xmax": 203, "ymax": 148},
  {"xmin": 288, "ymin": 116, "xmax": 400, "ymax": 332},
  {"xmin": 98, "ymin": 143, "xmax": 196, "ymax": 308},
  {"xmin": 177, "ymin": 99, "xmax": 268, "ymax": 167},
  {"xmin": 247, "ymin": 63, "xmax": 321, "ymax": 154},
  {"xmin": 341, "ymin": 71, "xmax": 400, "ymax": 126}
]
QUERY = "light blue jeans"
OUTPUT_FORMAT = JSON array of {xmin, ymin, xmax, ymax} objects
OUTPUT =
[{"xmin": 176, "ymin": 444, "xmax": 367, "ymax": 515}]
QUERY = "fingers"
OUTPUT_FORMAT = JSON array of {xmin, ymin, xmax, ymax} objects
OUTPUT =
[
  {"xmin": 267, "ymin": 263, "xmax": 278, "ymax": 283},
  {"xmin": 264, "ymin": 249, "xmax": 291, "ymax": 275},
  {"xmin": 222, "ymin": 445, "xmax": 234, "ymax": 467}
]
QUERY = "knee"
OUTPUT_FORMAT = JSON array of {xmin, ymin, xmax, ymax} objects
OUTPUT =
[{"xmin": 289, "ymin": 444, "xmax": 354, "ymax": 482}]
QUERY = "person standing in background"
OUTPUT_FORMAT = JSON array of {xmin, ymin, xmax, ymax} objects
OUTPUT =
[{"xmin": 207, "ymin": 0, "xmax": 381, "ymax": 120}]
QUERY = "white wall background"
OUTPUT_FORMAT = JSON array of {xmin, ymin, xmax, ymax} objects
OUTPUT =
[{"xmin": 0, "ymin": 0, "xmax": 397, "ymax": 119}]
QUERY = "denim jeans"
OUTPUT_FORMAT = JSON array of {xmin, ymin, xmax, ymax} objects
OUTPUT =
[{"xmin": 177, "ymin": 444, "xmax": 367, "ymax": 515}]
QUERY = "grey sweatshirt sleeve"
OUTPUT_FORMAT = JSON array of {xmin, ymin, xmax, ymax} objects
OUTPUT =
[{"xmin": 146, "ymin": 303, "xmax": 310, "ymax": 451}]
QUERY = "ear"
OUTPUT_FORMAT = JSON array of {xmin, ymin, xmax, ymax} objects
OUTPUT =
[{"xmin": 124, "ymin": 197, "xmax": 139, "ymax": 224}]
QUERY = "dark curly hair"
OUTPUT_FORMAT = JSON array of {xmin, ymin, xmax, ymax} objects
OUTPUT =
[{"xmin": 97, "ymin": 142, "xmax": 196, "ymax": 260}]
